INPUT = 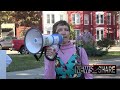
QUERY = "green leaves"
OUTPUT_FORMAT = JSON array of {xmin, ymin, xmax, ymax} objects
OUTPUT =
[
  {"xmin": 0, "ymin": 11, "xmax": 15, "ymax": 23},
  {"xmin": 69, "ymin": 23, "xmax": 75, "ymax": 40},
  {"xmin": 0, "ymin": 11, "xmax": 42, "ymax": 28},
  {"xmin": 13, "ymin": 11, "xmax": 42, "ymax": 27}
]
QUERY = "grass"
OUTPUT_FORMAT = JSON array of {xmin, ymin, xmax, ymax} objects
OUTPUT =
[
  {"xmin": 7, "ymin": 51, "xmax": 120, "ymax": 72},
  {"xmin": 7, "ymin": 54, "xmax": 44, "ymax": 72},
  {"xmin": 89, "ymin": 51, "xmax": 120, "ymax": 60}
]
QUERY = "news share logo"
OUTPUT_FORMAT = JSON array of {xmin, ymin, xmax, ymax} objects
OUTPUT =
[{"xmin": 75, "ymin": 64, "xmax": 116, "ymax": 74}]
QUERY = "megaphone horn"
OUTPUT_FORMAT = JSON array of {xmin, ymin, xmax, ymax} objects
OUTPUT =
[{"xmin": 24, "ymin": 28, "xmax": 63, "ymax": 55}]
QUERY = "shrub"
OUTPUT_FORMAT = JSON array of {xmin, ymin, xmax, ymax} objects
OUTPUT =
[
  {"xmin": 84, "ymin": 44, "xmax": 107, "ymax": 57},
  {"xmin": 97, "ymin": 38, "xmax": 115, "ymax": 50},
  {"xmin": 77, "ymin": 31, "xmax": 107, "ymax": 57}
]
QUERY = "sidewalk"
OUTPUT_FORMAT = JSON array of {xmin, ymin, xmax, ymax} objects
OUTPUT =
[
  {"xmin": 6, "ymin": 58, "xmax": 120, "ymax": 79},
  {"xmin": 90, "ymin": 58, "xmax": 120, "ymax": 79},
  {"xmin": 7, "ymin": 67, "xmax": 44, "ymax": 79},
  {"xmin": 108, "ymin": 46, "xmax": 120, "ymax": 52}
]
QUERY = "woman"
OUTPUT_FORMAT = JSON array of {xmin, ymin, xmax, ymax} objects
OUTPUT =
[{"xmin": 44, "ymin": 20, "xmax": 93, "ymax": 79}]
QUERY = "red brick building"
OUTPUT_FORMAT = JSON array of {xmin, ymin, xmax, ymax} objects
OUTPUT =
[
  {"xmin": 67, "ymin": 11, "xmax": 119, "ymax": 41},
  {"xmin": 16, "ymin": 26, "xmax": 31, "ymax": 38}
]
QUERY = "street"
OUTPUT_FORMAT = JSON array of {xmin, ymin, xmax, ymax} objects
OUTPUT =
[{"xmin": 93, "ymin": 69, "xmax": 120, "ymax": 79}]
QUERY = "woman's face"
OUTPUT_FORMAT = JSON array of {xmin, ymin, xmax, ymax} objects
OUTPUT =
[{"xmin": 56, "ymin": 25, "xmax": 70, "ymax": 44}]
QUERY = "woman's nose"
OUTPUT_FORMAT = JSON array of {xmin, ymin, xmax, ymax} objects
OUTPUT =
[{"xmin": 61, "ymin": 30, "xmax": 66, "ymax": 34}]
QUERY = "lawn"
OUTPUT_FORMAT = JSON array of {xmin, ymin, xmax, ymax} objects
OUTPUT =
[
  {"xmin": 7, "ymin": 51, "xmax": 120, "ymax": 72},
  {"xmin": 89, "ymin": 51, "xmax": 120, "ymax": 60},
  {"xmin": 7, "ymin": 54, "xmax": 44, "ymax": 72}
]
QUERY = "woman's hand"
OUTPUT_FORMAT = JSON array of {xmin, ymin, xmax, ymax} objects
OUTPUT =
[{"xmin": 45, "ymin": 46, "xmax": 56, "ymax": 59}]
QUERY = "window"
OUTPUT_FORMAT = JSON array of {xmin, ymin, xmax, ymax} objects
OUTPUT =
[
  {"xmin": 47, "ymin": 14, "xmax": 50, "ymax": 24},
  {"xmin": 96, "ymin": 28, "xmax": 104, "ymax": 41},
  {"xmin": 84, "ymin": 14, "xmax": 89, "ymax": 25},
  {"xmin": 60, "ymin": 15, "xmax": 63, "ymax": 20},
  {"xmin": 107, "ymin": 13, "xmax": 111, "ymax": 25},
  {"xmin": 47, "ymin": 31, "xmax": 51, "ymax": 34},
  {"xmin": 46, "ymin": 14, "xmax": 55, "ymax": 24},
  {"xmin": 96, "ymin": 15, "xmax": 99, "ymax": 23},
  {"xmin": 101, "ymin": 30, "xmax": 103, "ymax": 39},
  {"xmin": 96, "ymin": 12, "xmax": 104, "ymax": 24},
  {"xmin": 113, "ymin": 14, "xmax": 115, "ymax": 25},
  {"xmin": 51, "ymin": 14, "xmax": 55, "ymax": 23},
  {"xmin": 71, "ymin": 13, "xmax": 80, "ymax": 25},
  {"xmin": 97, "ymin": 30, "xmax": 99, "ymax": 40},
  {"xmin": 74, "ymin": 29, "xmax": 80, "ymax": 39},
  {"xmin": 100, "ymin": 15, "xmax": 104, "ymax": 23}
]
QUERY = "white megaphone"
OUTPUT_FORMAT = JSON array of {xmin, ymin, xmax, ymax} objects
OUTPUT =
[{"xmin": 24, "ymin": 28, "xmax": 63, "ymax": 55}]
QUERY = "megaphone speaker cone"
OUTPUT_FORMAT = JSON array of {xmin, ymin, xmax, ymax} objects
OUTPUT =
[{"xmin": 24, "ymin": 28, "xmax": 43, "ymax": 54}]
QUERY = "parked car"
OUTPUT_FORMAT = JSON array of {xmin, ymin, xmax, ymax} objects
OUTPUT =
[
  {"xmin": 0, "ymin": 36, "xmax": 17, "ymax": 50},
  {"xmin": 12, "ymin": 38, "xmax": 29, "ymax": 54}
]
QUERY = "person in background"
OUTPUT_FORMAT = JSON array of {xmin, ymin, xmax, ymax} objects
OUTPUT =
[{"xmin": 44, "ymin": 20, "xmax": 93, "ymax": 79}]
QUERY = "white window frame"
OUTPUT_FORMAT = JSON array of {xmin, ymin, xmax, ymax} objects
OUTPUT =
[
  {"xmin": 46, "ymin": 14, "xmax": 55, "ymax": 24},
  {"xmin": 60, "ymin": 14, "xmax": 63, "ymax": 20},
  {"xmin": 71, "ymin": 13, "xmax": 80, "ymax": 25},
  {"xmin": 96, "ymin": 12, "xmax": 104, "ymax": 24},
  {"xmin": 47, "ymin": 14, "xmax": 50, "ymax": 24},
  {"xmin": 107, "ymin": 13, "xmax": 111, "ymax": 25},
  {"xmin": 51, "ymin": 14, "xmax": 55, "ymax": 24},
  {"xmin": 96, "ymin": 27, "xmax": 104, "ymax": 41},
  {"xmin": 84, "ymin": 14, "xmax": 89, "ymax": 25},
  {"xmin": 74, "ymin": 29, "xmax": 80, "ymax": 39}
]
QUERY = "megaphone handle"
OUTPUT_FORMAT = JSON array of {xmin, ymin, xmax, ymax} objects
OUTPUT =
[
  {"xmin": 44, "ymin": 47, "xmax": 57, "ymax": 61},
  {"xmin": 44, "ymin": 52, "xmax": 57, "ymax": 61}
]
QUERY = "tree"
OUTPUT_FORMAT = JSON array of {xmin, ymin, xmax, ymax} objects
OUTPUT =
[
  {"xmin": 77, "ymin": 31, "xmax": 106, "ymax": 56},
  {"xmin": 0, "ymin": 11, "xmax": 42, "ymax": 37},
  {"xmin": 0, "ymin": 11, "xmax": 15, "ymax": 23},
  {"xmin": 13, "ymin": 11, "xmax": 42, "ymax": 29},
  {"xmin": 0, "ymin": 11, "xmax": 15, "ymax": 36},
  {"xmin": 69, "ymin": 23, "xmax": 75, "ymax": 40}
]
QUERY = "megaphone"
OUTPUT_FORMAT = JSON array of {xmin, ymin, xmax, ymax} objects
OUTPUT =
[{"xmin": 24, "ymin": 28, "xmax": 63, "ymax": 60}]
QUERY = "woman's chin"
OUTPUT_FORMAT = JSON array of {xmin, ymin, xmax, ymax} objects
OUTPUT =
[{"xmin": 62, "ymin": 40, "xmax": 69, "ymax": 44}]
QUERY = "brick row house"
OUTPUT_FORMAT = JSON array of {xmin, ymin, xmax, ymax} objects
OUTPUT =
[
  {"xmin": 67, "ymin": 11, "xmax": 119, "ymax": 42},
  {"xmin": 15, "ymin": 11, "xmax": 68, "ymax": 37},
  {"xmin": 7, "ymin": 11, "xmax": 119, "ymax": 43}
]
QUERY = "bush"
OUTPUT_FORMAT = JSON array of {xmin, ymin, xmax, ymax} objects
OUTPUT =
[
  {"xmin": 97, "ymin": 38, "xmax": 115, "ymax": 49},
  {"xmin": 84, "ymin": 44, "xmax": 107, "ymax": 57},
  {"xmin": 97, "ymin": 38, "xmax": 115, "ymax": 54},
  {"xmin": 76, "ymin": 31, "xmax": 107, "ymax": 57}
]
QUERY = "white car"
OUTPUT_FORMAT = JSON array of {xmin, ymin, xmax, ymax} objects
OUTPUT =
[{"xmin": 0, "ymin": 36, "xmax": 17, "ymax": 50}]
